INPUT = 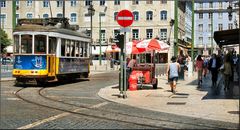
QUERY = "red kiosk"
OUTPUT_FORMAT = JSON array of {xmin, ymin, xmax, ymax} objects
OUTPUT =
[{"xmin": 127, "ymin": 39, "xmax": 170, "ymax": 91}]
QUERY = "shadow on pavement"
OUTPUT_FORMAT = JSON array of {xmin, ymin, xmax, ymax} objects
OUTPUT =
[{"xmin": 186, "ymin": 73, "xmax": 239, "ymax": 100}]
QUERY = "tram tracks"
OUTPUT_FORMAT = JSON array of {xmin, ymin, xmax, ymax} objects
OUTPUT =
[{"xmin": 14, "ymin": 87, "xmax": 224, "ymax": 129}]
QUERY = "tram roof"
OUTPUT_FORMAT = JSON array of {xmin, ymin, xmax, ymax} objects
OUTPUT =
[{"xmin": 14, "ymin": 24, "xmax": 90, "ymax": 39}]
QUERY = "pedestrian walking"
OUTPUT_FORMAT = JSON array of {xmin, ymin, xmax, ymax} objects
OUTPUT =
[
  {"xmin": 203, "ymin": 56, "xmax": 209, "ymax": 77},
  {"xmin": 166, "ymin": 56, "xmax": 180, "ymax": 94},
  {"xmin": 222, "ymin": 54, "xmax": 232, "ymax": 91},
  {"xmin": 196, "ymin": 55, "xmax": 204, "ymax": 86},
  {"xmin": 177, "ymin": 50, "xmax": 186, "ymax": 80},
  {"xmin": 208, "ymin": 54, "xmax": 221, "ymax": 87}
]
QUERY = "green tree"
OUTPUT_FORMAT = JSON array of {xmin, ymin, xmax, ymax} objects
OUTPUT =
[{"xmin": 0, "ymin": 28, "xmax": 11, "ymax": 53}]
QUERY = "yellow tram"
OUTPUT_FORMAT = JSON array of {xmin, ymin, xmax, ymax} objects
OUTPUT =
[{"xmin": 12, "ymin": 18, "xmax": 91, "ymax": 85}]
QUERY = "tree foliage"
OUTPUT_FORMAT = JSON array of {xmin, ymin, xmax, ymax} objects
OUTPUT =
[{"xmin": 0, "ymin": 28, "xmax": 11, "ymax": 53}]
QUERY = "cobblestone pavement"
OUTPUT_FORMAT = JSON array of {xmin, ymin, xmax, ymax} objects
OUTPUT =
[{"xmin": 0, "ymin": 71, "xmax": 239, "ymax": 129}]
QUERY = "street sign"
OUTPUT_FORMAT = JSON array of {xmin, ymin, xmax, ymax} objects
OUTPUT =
[
  {"xmin": 120, "ymin": 27, "xmax": 130, "ymax": 33},
  {"xmin": 116, "ymin": 10, "xmax": 134, "ymax": 27}
]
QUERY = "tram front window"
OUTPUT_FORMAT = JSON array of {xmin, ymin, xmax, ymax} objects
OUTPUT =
[
  {"xmin": 35, "ymin": 35, "xmax": 46, "ymax": 54},
  {"xmin": 21, "ymin": 35, "xmax": 32, "ymax": 54},
  {"xmin": 49, "ymin": 37, "xmax": 57, "ymax": 54},
  {"xmin": 14, "ymin": 35, "xmax": 20, "ymax": 53}
]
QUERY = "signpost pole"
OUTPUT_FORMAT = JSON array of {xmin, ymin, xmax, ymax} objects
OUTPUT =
[
  {"xmin": 116, "ymin": 9, "xmax": 133, "ymax": 99},
  {"xmin": 123, "ymin": 31, "xmax": 127, "ymax": 98}
]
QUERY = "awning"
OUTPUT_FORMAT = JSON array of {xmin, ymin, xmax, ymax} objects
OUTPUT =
[
  {"xmin": 6, "ymin": 45, "xmax": 13, "ymax": 53},
  {"xmin": 214, "ymin": 29, "xmax": 239, "ymax": 48},
  {"xmin": 105, "ymin": 45, "xmax": 121, "ymax": 53}
]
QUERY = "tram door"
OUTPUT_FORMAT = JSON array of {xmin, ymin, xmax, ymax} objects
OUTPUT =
[{"xmin": 48, "ymin": 37, "xmax": 57, "ymax": 77}]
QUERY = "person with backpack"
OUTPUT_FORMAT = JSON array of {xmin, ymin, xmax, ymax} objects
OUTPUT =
[{"xmin": 166, "ymin": 56, "xmax": 180, "ymax": 94}]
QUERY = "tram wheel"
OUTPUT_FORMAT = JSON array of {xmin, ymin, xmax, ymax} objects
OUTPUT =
[
  {"xmin": 15, "ymin": 78, "xmax": 26, "ymax": 87},
  {"xmin": 83, "ymin": 72, "xmax": 89, "ymax": 78},
  {"xmin": 36, "ymin": 79, "xmax": 47, "ymax": 86}
]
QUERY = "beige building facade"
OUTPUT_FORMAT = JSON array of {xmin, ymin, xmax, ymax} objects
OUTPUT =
[{"xmin": 1, "ymin": 0, "xmax": 188, "ymax": 61}]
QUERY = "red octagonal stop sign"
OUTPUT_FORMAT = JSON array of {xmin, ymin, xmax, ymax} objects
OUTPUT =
[{"xmin": 116, "ymin": 10, "xmax": 134, "ymax": 27}]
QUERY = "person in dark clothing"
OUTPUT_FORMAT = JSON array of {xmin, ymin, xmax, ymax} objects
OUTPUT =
[{"xmin": 208, "ymin": 54, "xmax": 221, "ymax": 87}]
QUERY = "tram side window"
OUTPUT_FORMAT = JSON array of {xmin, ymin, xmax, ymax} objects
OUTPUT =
[
  {"xmin": 75, "ymin": 41, "xmax": 79, "ymax": 57},
  {"xmin": 14, "ymin": 35, "xmax": 20, "ymax": 53},
  {"xmin": 79, "ymin": 42, "xmax": 83, "ymax": 57},
  {"xmin": 35, "ymin": 35, "xmax": 46, "ymax": 54},
  {"xmin": 21, "ymin": 35, "xmax": 32, "ymax": 54},
  {"xmin": 49, "ymin": 37, "xmax": 57, "ymax": 54},
  {"xmin": 66, "ymin": 40, "xmax": 71, "ymax": 57},
  {"xmin": 61, "ymin": 39, "xmax": 65, "ymax": 56},
  {"xmin": 71, "ymin": 41, "xmax": 75, "ymax": 57},
  {"xmin": 84, "ymin": 42, "xmax": 88, "ymax": 57}
]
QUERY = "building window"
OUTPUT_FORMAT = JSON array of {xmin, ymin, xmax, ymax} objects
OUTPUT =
[
  {"xmin": 27, "ymin": 13, "xmax": 33, "ymax": 19},
  {"xmin": 199, "ymin": 37, "xmax": 203, "ymax": 44},
  {"xmin": 43, "ymin": 14, "xmax": 48, "ymax": 18},
  {"xmin": 70, "ymin": 13, "xmax": 77, "ymax": 22},
  {"xmin": 43, "ymin": 0, "xmax": 49, "ymax": 7},
  {"xmin": 218, "ymin": 24, "xmax": 223, "ymax": 31},
  {"xmin": 161, "ymin": 0, "xmax": 167, "ymax": 4},
  {"xmin": 16, "ymin": 14, "xmax": 19, "ymax": 24},
  {"xmin": 0, "ymin": 0, "xmax": 6, "ymax": 7},
  {"xmin": 85, "ymin": 0, "xmax": 92, "ymax": 6},
  {"xmin": 114, "ymin": 0, "xmax": 120, "ymax": 5},
  {"xmin": 198, "ymin": 24, "xmax": 203, "ymax": 32},
  {"xmin": 100, "ymin": 0, "xmax": 105, "ymax": 6},
  {"xmin": 219, "ymin": 2, "xmax": 222, "ymax": 8},
  {"xmin": 100, "ymin": 30, "xmax": 106, "ymax": 42},
  {"xmin": 228, "ymin": 23, "xmax": 233, "ymax": 29},
  {"xmin": 209, "ymin": 13, "xmax": 212, "ymax": 19},
  {"xmin": 208, "ymin": 24, "xmax": 212, "ymax": 31},
  {"xmin": 209, "ymin": 2, "xmax": 213, "ymax": 8},
  {"xmin": 146, "ymin": 29, "xmax": 153, "ymax": 39},
  {"xmin": 218, "ymin": 13, "xmax": 222, "ymax": 19},
  {"xmin": 160, "ymin": 29, "xmax": 167, "ymax": 40},
  {"xmin": 57, "ymin": 13, "xmax": 63, "ymax": 18},
  {"xmin": 199, "ymin": 13, "xmax": 203, "ymax": 19},
  {"xmin": 132, "ymin": 29, "xmax": 139, "ymax": 39},
  {"xmin": 71, "ymin": 0, "xmax": 76, "ymax": 6},
  {"xmin": 133, "ymin": 11, "xmax": 139, "ymax": 21},
  {"xmin": 208, "ymin": 37, "xmax": 211, "ymax": 44},
  {"xmin": 146, "ymin": 11, "xmax": 153, "ymax": 20},
  {"xmin": 16, "ymin": 0, "xmax": 19, "ymax": 6},
  {"xmin": 132, "ymin": 0, "xmax": 139, "ymax": 5},
  {"xmin": 0, "ymin": 14, "xmax": 6, "ymax": 28},
  {"xmin": 56, "ymin": 0, "xmax": 63, "ymax": 7},
  {"xmin": 199, "ymin": 2, "xmax": 203, "ymax": 8},
  {"xmin": 114, "ymin": 12, "xmax": 118, "ymax": 21},
  {"xmin": 27, "ymin": 0, "xmax": 32, "ymax": 6},
  {"xmin": 114, "ymin": 29, "xmax": 120, "ymax": 38},
  {"xmin": 146, "ymin": 0, "xmax": 152, "ymax": 4},
  {"xmin": 160, "ymin": 11, "xmax": 167, "ymax": 20}
]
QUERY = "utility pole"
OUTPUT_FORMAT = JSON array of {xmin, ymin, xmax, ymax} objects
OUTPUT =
[
  {"xmin": 99, "ymin": 13, "xmax": 102, "ymax": 66},
  {"xmin": 211, "ymin": 12, "xmax": 213, "ymax": 55},
  {"xmin": 174, "ymin": 0, "xmax": 179, "ymax": 56},
  {"xmin": 12, "ymin": 0, "xmax": 16, "ymax": 29},
  {"xmin": 63, "ymin": 0, "xmax": 65, "ymax": 18},
  {"xmin": 191, "ymin": 0, "xmax": 194, "ymax": 60}
]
